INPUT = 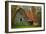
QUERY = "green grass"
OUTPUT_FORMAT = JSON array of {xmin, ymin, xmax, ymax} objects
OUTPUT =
[
  {"xmin": 15, "ymin": 26, "xmax": 37, "ymax": 28},
  {"xmin": 12, "ymin": 22, "xmax": 41, "ymax": 28},
  {"xmin": 12, "ymin": 25, "xmax": 41, "ymax": 29}
]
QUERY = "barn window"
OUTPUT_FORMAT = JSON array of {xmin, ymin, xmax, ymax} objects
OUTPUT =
[{"xmin": 20, "ymin": 18, "xmax": 22, "ymax": 21}]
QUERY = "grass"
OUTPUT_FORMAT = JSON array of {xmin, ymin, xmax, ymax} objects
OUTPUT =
[
  {"xmin": 15, "ymin": 26, "xmax": 39, "ymax": 28},
  {"xmin": 12, "ymin": 25, "xmax": 41, "ymax": 29},
  {"xmin": 12, "ymin": 21, "xmax": 41, "ymax": 28}
]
